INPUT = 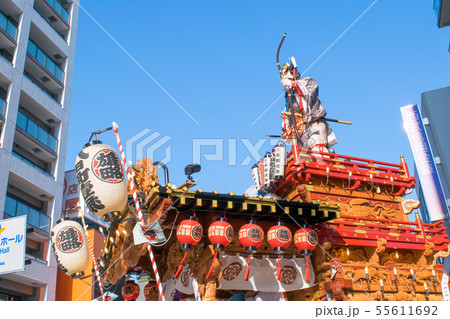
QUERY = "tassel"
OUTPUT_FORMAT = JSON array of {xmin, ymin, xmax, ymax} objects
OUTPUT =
[
  {"xmin": 305, "ymin": 255, "xmax": 311, "ymax": 283},
  {"xmin": 174, "ymin": 251, "xmax": 188, "ymax": 280},
  {"xmin": 276, "ymin": 256, "xmax": 282, "ymax": 281},
  {"xmin": 292, "ymin": 144, "xmax": 300, "ymax": 163},
  {"xmin": 244, "ymin": 254, "xmax": 252, "ymax": 281},
  {"xmin": 206, "ymin": 252, "xmax": 218, "ymax": 280}
]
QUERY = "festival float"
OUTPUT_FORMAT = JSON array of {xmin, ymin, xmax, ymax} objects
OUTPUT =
[{"xmin": 51, "ymin": 34, "xmax": 449, "ymax": 301}]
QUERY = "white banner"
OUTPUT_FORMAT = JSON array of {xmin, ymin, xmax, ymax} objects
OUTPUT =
[
  {"xmin": 175, "ymin": 264, "xmax": 195, "ymax": 295},
  {"xmin": 162, "ymin": 264, "xmax": 197, "ymax": 300},
  {"xmin": 401, "ymin": 104, "xmax": 449, "ymax": 221},
  {"xmin": 218, "ymin": 252, "xmax": 314, "ymax": 292},
  {"xmin": 0, "ymin": 215, "xmax": 27, "ymax": 275}
]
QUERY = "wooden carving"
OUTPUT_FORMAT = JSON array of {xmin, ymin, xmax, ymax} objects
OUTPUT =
[
  {"xmin": 416, "ymin": 242, "xmax": 435, "ymax": 267},
  {"xmin": 433, "ymin": 243, "xmax": 450, "ymax": 266},
  {"xmin": 130, "ymin": 159, "xmax": 159, "ymax": 194},
  {"xmin": 368, "ymin": 238, "xmax": 387, "ymax": 266},
  {"xmin": 162, "ymin": 241, "xmax": 201, "ymax": 282},
  {"xmin": 340, "ymin": 198, "xmax": 398, "ymax": 220},
  {"xmin": 105, "ymin": 219, "xmax": 148, "ymax": 285},
  {"xmin": 191, "ymin": 245, "xmax": 223, "ymax": 301}
]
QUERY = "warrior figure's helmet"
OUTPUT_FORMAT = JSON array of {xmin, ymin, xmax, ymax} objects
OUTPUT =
[{"xmin": 282, "ymin": 57, "xmax": 301, "ymax": 80}]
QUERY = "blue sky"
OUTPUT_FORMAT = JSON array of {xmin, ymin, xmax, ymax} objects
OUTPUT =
[{"xmin": 67, "ymin": 1, "xmax": 449, "ymax": 196}]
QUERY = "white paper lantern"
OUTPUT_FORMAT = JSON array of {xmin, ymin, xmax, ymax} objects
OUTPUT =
[
  {"xmin": 75, "ymin": 141, "xmax": 128, "ymax": 220},
  {"xmin": 251, "ymin": 164, "xmax": 261, "ymax": 191},
  {"xmin": 50, "ymin": 219, "xmax": 89, "ymax": 278},
  {"xmin": 272, "ymin": 142, "xmax": 286, "ymax": 180},
  {"xmin": 263, "ymin": 152, "xmax": 271, "ymax": 187}
]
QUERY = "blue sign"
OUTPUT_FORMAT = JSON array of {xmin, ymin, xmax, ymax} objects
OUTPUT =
[{"xmin": 0, "ymin": 215, "xmax": 27, "ymax": 275}]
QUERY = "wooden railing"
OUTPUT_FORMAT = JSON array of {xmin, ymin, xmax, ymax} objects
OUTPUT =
[{"xmin": 317, "ymin": 214, "xmax": 449, "ymax": 250}]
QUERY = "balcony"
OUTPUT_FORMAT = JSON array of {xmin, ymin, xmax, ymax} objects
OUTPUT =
[
  {"xmin": 0, "ymin": 96, "xmax": 6, "ymax": 119},
  {"xmin": 23, "ymin": 73, "xmax": 60, "ymax": 103},
  {"xmin": 16, "ymin": 111, "xmax": 58, "ymax": 154},
  {"xmin": 0, "ymin": 10, "xmax": 18, "ymax": 63},
  {"xmin": 4, "ymin": 195, "xmax": 51, "ymax": 233},
  {"xmin": 26, "ymin": 40, "xmax": 64, "ymax": 84},
  {"xmin": 0, "ymin": 10, "xmax": 17, "ymax": 41},
  {"xmin": 34, "ymin": 0, "xmax": 71, "ymax": 39},
  {"xmin": 25, "ymin": 40, "xmax": 64, "ymax": 102},
  {"xmin": 12, "ymin": 151, "xmax": 53, "ymax": 179}
]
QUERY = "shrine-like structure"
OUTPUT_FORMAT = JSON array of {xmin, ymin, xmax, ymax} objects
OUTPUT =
[{"xmin": 94, "ymin": 145, "xmax": 449, "ymax": 301}]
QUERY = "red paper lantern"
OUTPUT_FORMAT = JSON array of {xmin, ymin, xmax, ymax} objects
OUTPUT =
[
  {"xmin": 208, "ymin": 217, "xmax": 233, "ymax": 251},
  {"xmin": 239, "ymin": 220, "xmax": 264, "ymax": 253},
  {"xmin": 121, "ymin": 281, "xmax": 140, "ymax": 301},
  {"xmin": 144, "ymin": 282, "xmax": 157, "ymax": 299},
  {"xmin": 176, "ymin": 216, "xmax": 203, "ymax": 250},
  {"xmin": 267, "ymin": 222, "xmax": 292, "ymax": 254},
  {"xmin": 294, "ymin": 228, "xmax": 318, "ymax": 254}
]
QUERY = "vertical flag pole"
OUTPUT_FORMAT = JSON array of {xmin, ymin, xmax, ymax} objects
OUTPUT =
[
  {"xmin": 79, "ymin": 212, "xmax": 105, "ymax": 300},
  {"xmin": 112, "ymin": 122, "xmax": 165, "ymax": 301}
]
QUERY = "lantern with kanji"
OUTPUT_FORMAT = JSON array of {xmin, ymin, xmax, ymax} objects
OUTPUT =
[
  {"xmin": 206, "ymin": 217, "xmax": 234, "ymax": 279},
  {"xmin": 252, "ymin": 164, "xmax": 262, "ymax": 191},
  {"xmin": 174, "ymin": 216, "xmax": 203, "ymax": 279},
  {"xmin": 294, "ymin": 228, "xmax": 318, "ymax": 255},
  {"xmin": 239, "ymin": 220, "xmax": 264, "ymax": 253},
  {"xmin": 50, "ymin": 219, "xmax": 89, "ymax": 279},
  {"xmin": 208, "ymin": 217, "xmax": 233, "ymax": 251},
  {"xmin": 176, "ymin": 216, "xmax": 203, "ymax": 250},
  {"xmin": 121, "ymin": 281, "xmax": 140, "ymax": 301},
  {"xmin": 263, "ymin": 152, "xmax": 271, "ymax": 187},
  {"xmin": 239, "ymin": 220, "xmax": 264, "ymax": 281},
  {"xmin": 294, "ymin": 227, "xmax": 318, "ymax": 283},
  {"xmin": 75, "ymin": 141, "xmax": 128, "ymax": 221},
  {"xmin": 267, "ymin": 221, "xmax": 292, "ymax": 254},
  {"xmin": 272, "ymin": 141, "xmax": 286, "ymax": 180}
]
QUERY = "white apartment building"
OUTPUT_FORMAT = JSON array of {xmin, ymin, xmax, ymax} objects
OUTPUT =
[{"xmin": 0, "ymin": 0, "xmax": 79, "ymax": 300}]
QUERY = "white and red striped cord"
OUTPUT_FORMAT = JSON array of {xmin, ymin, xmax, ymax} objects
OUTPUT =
[
  {"xmin": 112, "ymin": 122, "xmax": 165, "ymax": 301},
  {"xmin": 79, "ymin": 213, "xmax": 105, "ymax": 300}
]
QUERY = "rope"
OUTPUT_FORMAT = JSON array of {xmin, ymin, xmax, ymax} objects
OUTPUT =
[
  {"xmin": 112, "ymin": 122, "xmax": 165, "ymax": 301},
  {"xmin": 80, "ymin": 214, "xmax": 105, "ymax": 300}
]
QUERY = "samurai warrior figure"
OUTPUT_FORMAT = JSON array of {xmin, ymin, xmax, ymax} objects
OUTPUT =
[{"xmin": 280, "ymin": 58, "xmax": 337, "ymax": 153}]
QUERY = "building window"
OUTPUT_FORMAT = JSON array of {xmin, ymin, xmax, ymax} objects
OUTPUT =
[
  {"xmin": 33, "ymin": 0, "xmax": 72, "ymax": 40},
  {"xmin": 23, "ymin": 73, "xmax": 59, "ymax": 103},
  {"xmin": 45, "ymin": 0, "xmax": 70, "ymax": 24},
  {"xmin": 0, "ymin": 10, "xmax": 18, "ymax": 41},
  {"xmin": 12, "ymin": 151, "xmax": 54, "ymax": 178},
  {"xmin": 26, "ymin": 40, "xmax": 64, "ymax": 84},
  {"xmin": 4, "ymin": 195, "xmax": 51, "ymax": 233},
  {"xmin": 16, "ymin": 111, "xmax": 58, "ymax": 152},
  {"xmin": 0, "ymin": 10, "xmax": 18, "ymax": 63},
  {"xmin": 0, "ymin": 96, "xmax": 6, "ymax": 118}
]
